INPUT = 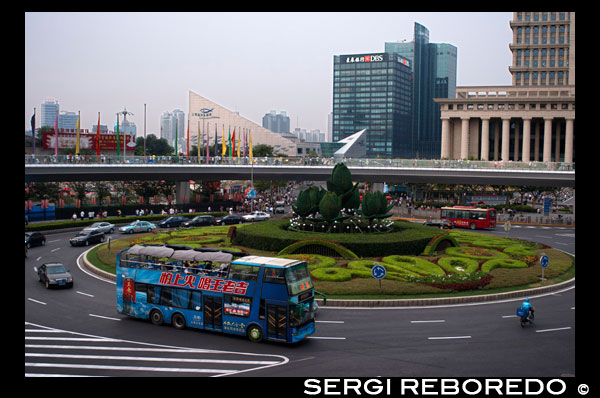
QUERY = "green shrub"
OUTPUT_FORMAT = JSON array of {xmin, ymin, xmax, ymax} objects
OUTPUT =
[
  {"xmin": 347, "ymin": 260, "xmax": 421, "ymax": 281},
  {"xmin": 421, "ymin": 234, "xmax": 458, "ymax": 255},
  {"xmin": 437, "ymin": 257, "xmax": 480, "ymax": 274},
  {"xmin": 234, "ymin": 219, "xmax": 439, "ymax": 257},
  {"xmin": 381, "ymin": 255, "xmax": 446, "ymax": 276},
  {"xmin": 445, "ymin": 246, "xmax": 508, "ymax": 260},
  {"xmin": 278, "ymin": 239, "xmax": 358, "ymax": 259},
  {"xmin": 311, "ymin": 267, "xmax": 353, "ymax": 282},
  {"xmin": 276, "ymin": 254, "xmax": 336, "ymax": 270},
  {"xmin": 481, "ymin": 258, "xmax": 528, "ymax": 273}
]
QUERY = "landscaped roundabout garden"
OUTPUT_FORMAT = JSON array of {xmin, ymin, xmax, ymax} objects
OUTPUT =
[{"xmin": 87, "ymin": 217, "xmax": 575, "ymax": 300}]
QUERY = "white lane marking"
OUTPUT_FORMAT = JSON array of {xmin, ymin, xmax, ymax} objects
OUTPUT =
[
  {"xmin": 50, "ymin": 248, "xmax": 61, "ymax": 252},
  {"xmin": 89, "ymin": 314, "xmax": 121, "ymax": 321},
  {"xmin": 411, "ymin": 320, "xmax": 445, "ymax": 323},
  {"xmin": 315, "ymin": 320, "xmax": 345, "ymax": 324},
  {"xmin": 76, "ymin": 291, "xmax": 95, "ymax": 298},
  {"xmin": 27, "ymin": 298, "xmax": 47, "ymax": 305},
  {"xmin": 428, "ymin": 336, "xmax": 471, "ymax": 340},
  {"xmin": 536, "ymin": 327, "xmax": 572, "ymax": 333},
  {"xmin": 307, "ymin": 336, "xmax": 346, "ymax": 340}
]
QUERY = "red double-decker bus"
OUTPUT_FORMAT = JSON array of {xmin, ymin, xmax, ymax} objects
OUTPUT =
[{"xmin": 440, "ymin": 206, "xmax": 497, "ymax": 230}]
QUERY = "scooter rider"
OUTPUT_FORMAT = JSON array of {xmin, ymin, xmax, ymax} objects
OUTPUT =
[{"xmin": 521, "ymin": 297, "xmax": 535, "ymax": 320}]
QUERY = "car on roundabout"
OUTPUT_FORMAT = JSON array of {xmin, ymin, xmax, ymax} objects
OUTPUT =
[
  {"xmin": 423, "ymin": 218, "xmax": 454, "ymax": 229},
  {"xmin": 119, "ymin": 220, "xmax": 157, "ymax": 234},
  {"xmin": 182, "ymin": 215, "xmax": 216, "ymax": 227},
  {"xmin": 242, "ymin": 211, "xmax": 271, "ymax": 222},
  {"xmin": 216, "ymin": 214, "xmax": 245, "ymax": 225},
  {"xmin": 25, "ymin": 231, "xmax": 46, "ymax": 248},
  {"xmin": 157, "ymin": 215, "xmax": 190, "ymax": 228},
  {"xmin": 34, "ymin": 262, "xmax": 73, "ymax": 289},
  {"xmin": 83, "ymin": 221, "xmax": 115, "ymax": 234},
  {"xmin": 69, "ymin": 229, "xmax": 105, "ymax": 246}
]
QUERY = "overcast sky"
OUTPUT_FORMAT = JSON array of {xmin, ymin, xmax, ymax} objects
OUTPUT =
[{"xmin": 25, "ymin": 12, "xmax": 513, "ymax": 137}]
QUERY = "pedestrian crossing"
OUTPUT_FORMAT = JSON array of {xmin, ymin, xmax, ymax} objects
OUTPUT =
[{"xmin": 25, "ymin": 322, "xmax": 288, "ymax": 377}]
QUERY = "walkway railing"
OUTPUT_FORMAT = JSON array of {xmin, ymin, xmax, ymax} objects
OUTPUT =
[{"xmin": 25, "ymin": 155, "xmax": 575, "ymax": 172}]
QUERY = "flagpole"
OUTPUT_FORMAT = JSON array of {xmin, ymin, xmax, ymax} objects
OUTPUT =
[
  {"xmin": 31, "ymin": 108, "xmax": 36, "ymax": 155},
  {"xmin": 144, "ymin": 104, "xmax": 147, "ymax": 157},
  {"xmin": 115, "ymin": 112, "xmax": 120, "ymax": 159},
  {"xmin": 96, "ymin": 112, "xmax": 101, "ymax": 159},
  {"xmin": 75, "ymin": 110, "xmax": 80, "ymax": 155},
  {"xmin": 54, "ymin": 109, "xmax": 59, "ymax": 156}
]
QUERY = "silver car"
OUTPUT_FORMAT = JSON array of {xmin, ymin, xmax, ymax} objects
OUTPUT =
[
  {"xmin": 34, "ymin": 263, "xmax": 73, "ymax": 289},
  {"xmin": 83, "ymin": 221, "xmax": 115, "ymax": 234}
]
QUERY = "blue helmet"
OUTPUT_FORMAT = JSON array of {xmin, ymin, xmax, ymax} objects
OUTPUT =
[{"xmin": 525, "ymin": 297, "xmax": 530, "ymax": 302}]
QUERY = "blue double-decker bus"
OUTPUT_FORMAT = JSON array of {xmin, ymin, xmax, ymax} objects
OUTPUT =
[{"xmin": 116, "ymin": 244, "xmax": 315, "ymax": 343}]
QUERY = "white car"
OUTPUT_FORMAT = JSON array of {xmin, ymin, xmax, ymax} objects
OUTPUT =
[{"xmin": 242, "ymin": 211, "xmax": 271, "ymax": 222}]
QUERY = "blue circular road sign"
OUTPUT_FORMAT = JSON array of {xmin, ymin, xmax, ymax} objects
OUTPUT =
[
  {"xmin": 371, "ymin": 263, "xmax": 387, "ymax": 279},
  {"xmin": 540, "ymin": 255, "xmax": 549, "ymax": 268}
]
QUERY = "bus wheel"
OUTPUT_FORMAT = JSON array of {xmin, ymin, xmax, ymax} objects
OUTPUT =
[
  {"xmin": 172, "ymin": 313, "xmax": 186, "ymax": 330},
  {"xmin": 247, "ymin": 325, "xmax": 263, "ymax": 343},
  {"xmin": 470, "ymin": 223, "xmax": 477, "ymax": 230},
  {"xmin": 150, "ymin": 309, "xmax": 163, "ymax": 326}
]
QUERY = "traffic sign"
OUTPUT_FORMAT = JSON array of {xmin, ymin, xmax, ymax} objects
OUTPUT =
[
  {"xmin": 540, "ymin": 254, "xmax": 549, "ymax": 268},
  {"xmin": 371, "ymin": 263, "xmax": 386, "ymax": 279}
]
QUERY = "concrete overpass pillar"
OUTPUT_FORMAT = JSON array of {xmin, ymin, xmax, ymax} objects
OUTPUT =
[{"xmin": 176, "ymin": 180, "xmax": 190, "ymax": 204}]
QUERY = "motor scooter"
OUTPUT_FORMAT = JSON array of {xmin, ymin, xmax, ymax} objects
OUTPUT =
[{"xmin": 517, "ymin": 306, "xmax": 534, "ymax": 327}]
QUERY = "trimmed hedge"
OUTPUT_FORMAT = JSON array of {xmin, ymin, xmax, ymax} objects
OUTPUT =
[
  {"xmin": 481, "ymin": 258, "xmax": 529, "ymax": 273},
  {"xmin": 437, "ymin": 257, "xmax": 480, "ymax": 274},
  {"xmin": 421, "ymin": 234, "xmax": 458, "ymax": 255},
  {"xmin": 445, "ymin": 246, "xmax": 508, "ymax": 260},
  {"xmin": 276, "ymin": 253, "xmax": 337, "ymax": 270},
  {"xmin": 310, "ymin": 267, "xmax": 353, "ymax": 282},
  {"xmin": 382, "ymin": 255, "xmax": 446, "ymax": 276},
  {"xmin": 234, "ymin": 219, "xmax": 440, "ymax": 257},
  {"xmin": 278, "ymin": 239, "xmax": 358, "ymax": 259}
]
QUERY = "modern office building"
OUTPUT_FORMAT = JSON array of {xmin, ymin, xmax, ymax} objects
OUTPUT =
[
  {"xmin": 262, "ymin": 110, "xmax": 290, "ymax": 133},
  {"xmin": 332, "ymin": 52, "xmax": 412, "ymax": 158},
  {"xmin": 435, "ymin": 11, "xmax": 575, "ymax": 164},
  {"xmin": 385, "ymin": 22, "xmax": 457, "ymax": 159},
  {"xmin": 39, "ymin": 99, "xmax": 59, "ymax": 128},
  {"xmin": 159, "ymin": 110, "xmax": 184, "ymax": 150},
  {"xmin": 188, "ymin": 90, "xmax": 297, "ymax": 156}
]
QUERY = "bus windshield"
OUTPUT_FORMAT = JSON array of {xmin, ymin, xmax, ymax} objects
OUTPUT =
[
  {"xmin": 290, "ymin": 300, "xmax": 315, "ymax": 328},
  {"xmin": 285, "ymin": 263, "xmax": 312, "ymax": 296}
]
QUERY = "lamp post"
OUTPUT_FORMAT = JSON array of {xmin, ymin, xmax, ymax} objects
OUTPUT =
[{"xmin": 118, "ymin": 107, "xmax": 134, "ymax": 161}]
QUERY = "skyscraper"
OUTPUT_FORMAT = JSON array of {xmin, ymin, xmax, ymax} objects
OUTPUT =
[
  {"xmin": 332, "ymin": 52, "xmax": 412, "ymax": 158},
  {"xmin": 262, "ymin": 110, "xmax": 290, "ymax": 133},
  {"xmin": 385, "ymin": 22, "xmax": 457, "ymax": 158},
  {"xmin": 40, "ymin": 99, "xmax": 59, "ymax": 129}
]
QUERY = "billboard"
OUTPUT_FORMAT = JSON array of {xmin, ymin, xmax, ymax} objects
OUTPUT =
[{"xmin": 42, "ymin": 131, "xmax": 136, "ymax": 151}]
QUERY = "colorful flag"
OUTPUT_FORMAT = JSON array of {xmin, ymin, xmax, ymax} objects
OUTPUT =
[
  {"xmin": 96, "ymin": 112, "xmax": 101, "ymax": 156},
  {"xmin": 236, "ymin": 128, "xmax": 240, "ymax": 158},
  {"xmin": 75, "ymin": 111, "xmax": 80, "ymax": 155},
  {"xmin": 116, "ymin": 113, "xmax": 120, "ymax": 157},
  {"xmin": 205, "ymin": 121, "xmax": 210, "ymax": 164},
  {"xmin": 31, "ymin": 109, "xmax": 35, "ymax": 153},
  {"xmin": 228, "ymin": 126, "xmax": 232, "ymax": 158},
  {"xmin": 54, "ymin": 109, "xmax": 59, "ymax": 155},
  {"xmin": 231, "ymin": 128, "xmax": 236, "ymax": 158},
  {"xmin": 221, "ymin": 125, "xmax": 226, "ymax": 156},
  {"xmin": 214, "ymin": 123, "xmax": 218, "ymax": 159},
  {"xmin": 186, "ymin": 118, "xmax": 190, "ymax": 157},
  {"xmin": 249, "ymin": 130, "xmax": 253, "ymax": 159}
]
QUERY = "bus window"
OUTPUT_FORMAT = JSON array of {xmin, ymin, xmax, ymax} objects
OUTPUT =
[
  {"xmin": 159, "ymin": 287, "xmax": 173, "ymax": 306},
  {"xmin": 285, "ymin": 263, "xmax": 313, "ymax": 296},
  {"xmin": 489, "ymin": 209, "xmax": 497, "ymax": 218},
  {"xmin": 148, "ymin": 285, "xmax": 161, "ymax": 304},
  {"xmin": 290, "ymin": 301, "xmax": 314, "ymax": 328},
  {"xmin": 224, "ymin": 295, "xmax": 252, "ymax": 317},
  {"xmin": 263, "ymin": 266, "xmax": 286, "ymax": 284},
  {"xmin": 190, "ymin": 291, "xmax": 202, "ymax": 311},
  {"xmin": 229, "ymin": 264, "xmax": 260, "ymax": 282},
  {"xmin": 172, "ymin": 288, "xmax": 191, "ymax": 309}
]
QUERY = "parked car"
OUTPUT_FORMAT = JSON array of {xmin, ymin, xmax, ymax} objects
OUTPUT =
[
  {"xmin": 216, "ymin": 214, "xmax": 245, "ymax": 225},
  {"xmin": 119, "ymin": 220, "xmax": 157, "ymax": 234},
  {"xmin": 25, "ymin": 231, "xmax": 46, "ymax": 248},
  {"xmin": 83, "ymin": 221, "xmax": 115, "ymax": 234},
  {"xmin": 157, "ymin": 215, "xmax": 190, "ymax": 228},
  {"xmin": 34, "ymin": 263, "xmax": 73, "ymax": 289},
  {"xmin": 69, "ymin": 230, "xmax": 105, "ymax": 246},
  {"xmin": 242, "ymin": 211, "xmax": 272, "ymax": 222},
  {"xmin": 183, "ymin": 215, "xmax": 216, "ymax": 227},
  {"xmin": 275, "ymin": 206, "xmax": 285, "ymax": 214},
  {"xmin": 423, "ymin": 218, "xmax": 454, "ymax": 229}
]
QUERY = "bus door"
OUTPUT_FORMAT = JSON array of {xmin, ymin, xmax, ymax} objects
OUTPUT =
[
  {"xmin": 203, "ymin": 295, "xmax": 223, "ymax": 331},
  {"xmin": 266, "ymin": 302, "xmax": 288, "ymax": 341}
]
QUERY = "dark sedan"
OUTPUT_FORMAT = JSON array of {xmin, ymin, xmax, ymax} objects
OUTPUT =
[
  {"xmin": 69, "ymin": 230, "xmax": 105, "ymax": 246},
  {"xmin": 216, "ymin": 214, "xmax": 245, "ymax": 225},
  {"xmin": 183, "ymin": 215, "xmax": 216, "ymax": 227},
  {"xmin": 157, "ymin": 215, "xmax": 190, "ymax": 228},
  {"xmin": 25, "ymin": 231, "xmax": 46, "ymax": 248},
  {"xmin": 34, "ymin": 263, "xmax": 73, "ymax": 289},
  {"xmin": 423, "ymin": 218, "xmax": 454, "ymax": 229}
]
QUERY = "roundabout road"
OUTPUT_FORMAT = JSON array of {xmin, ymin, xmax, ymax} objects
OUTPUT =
[{"xmin": 25, "ymin": 228, "xmax": 575, "ymax": 377}]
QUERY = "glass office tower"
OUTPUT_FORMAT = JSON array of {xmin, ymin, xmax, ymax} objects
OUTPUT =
[
  {"xmin": 332, "ymin": 52, "xmax": 412, "ymax": 158},
  {"xmin": 385, "ymin": 23, "xmax": 457, "ymax": 159}
]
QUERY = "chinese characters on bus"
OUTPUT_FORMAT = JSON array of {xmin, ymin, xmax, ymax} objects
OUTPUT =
[{"xmin": 158, "ymin": 272, "xmax": 249, "ymax": 295}]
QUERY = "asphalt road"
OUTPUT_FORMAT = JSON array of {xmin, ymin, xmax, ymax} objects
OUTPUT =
[{"xmin": 25, "ymin": 227, "xmax": 576, "ymax": 378}]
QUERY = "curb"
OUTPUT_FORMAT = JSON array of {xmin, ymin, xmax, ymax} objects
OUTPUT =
[
  {"xmin": 81, "ymin": 245, "xmax": 574, "ymax": 308},
  {"xmin": 314, "ymin": 277, "xmax": 574, "ymax": 308}
]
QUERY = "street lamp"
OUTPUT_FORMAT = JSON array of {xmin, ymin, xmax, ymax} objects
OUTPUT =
[{"xmin": 118, "ymin": 107, "xmax": 134, "ymax": 161}]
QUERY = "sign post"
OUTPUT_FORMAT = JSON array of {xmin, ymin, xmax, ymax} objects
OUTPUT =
[
  {"xmin": 371, "ymin": 262, "xmax": 386, "ymax": 292},
  {"xmin": 540, "ymin": 253, "xmax": 549, "ymax": 281}
]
